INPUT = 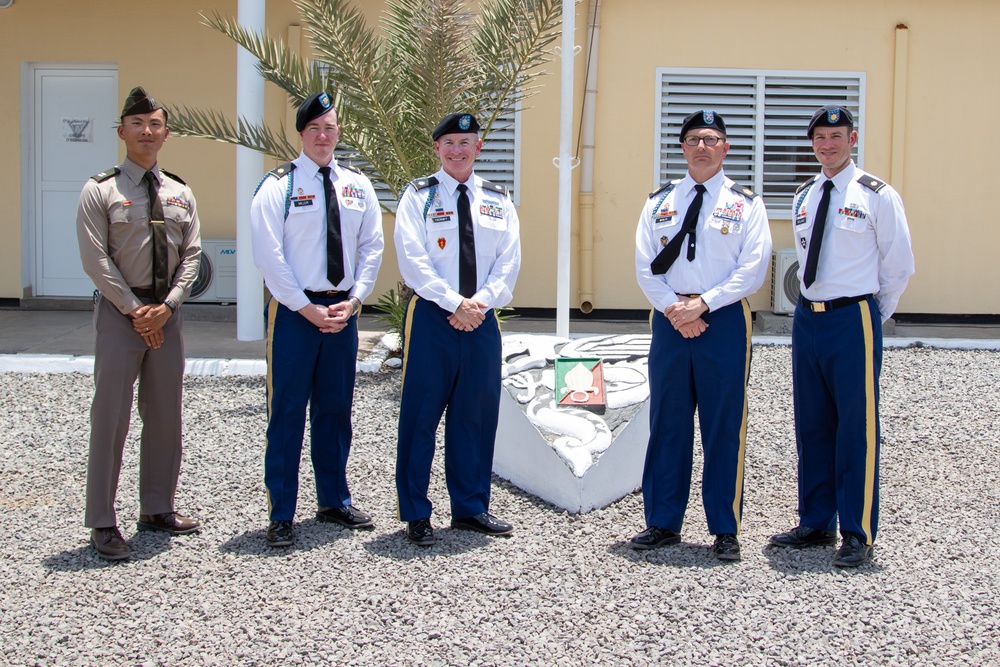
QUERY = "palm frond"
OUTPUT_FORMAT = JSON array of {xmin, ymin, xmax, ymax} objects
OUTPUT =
[
  {"xmin": 201, "ymin": 10, "xmax": 325, "ymax": 108},
  {"xmin": 167, "ymin": 105, "xmax": 299, "ymax": 161},
  {"xmin": 171, "ymin": 0, "xmax": 563, "ymax": 200}
]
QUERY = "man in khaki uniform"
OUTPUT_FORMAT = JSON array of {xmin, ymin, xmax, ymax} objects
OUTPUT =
[{"xmin": 77, "ymin": 86, "xmax": 202, "ymax": 560}]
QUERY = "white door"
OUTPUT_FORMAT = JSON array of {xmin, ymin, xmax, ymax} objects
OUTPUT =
[{"xmin": 33, "ymin": 66, "xmax": 118, "ymax": 297}]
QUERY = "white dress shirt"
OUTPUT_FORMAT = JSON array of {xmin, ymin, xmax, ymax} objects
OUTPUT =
[
  {"xmin": 793, "ymin": 161, "xmax": 914, "ymax": 321},
  {"xmin": 250, "ymin": 152, "xmax": 384, "ymax": 312},
  {"xmin": 395, "ymin": 169, "xmax": 521, "ymax": 313},
  {"xmin": 635, "ymin": 169, "xmax": 772, "ymax": 313}
]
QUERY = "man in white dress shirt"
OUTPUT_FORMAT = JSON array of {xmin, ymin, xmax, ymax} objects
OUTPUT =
[
  {"xmin": 632, "ymin": 110, "xmax": 772, "ymax": 561},
  {"xmin": 393, "ymin": 112, "xmax": 521, "ymax": 546},
  {"xmin": 770, "ymin": 105, "xmax": 914, "ymax": 567},
  {"xmin": 250, "ymin": 92, "xmax": 384, "ymax": 547}
]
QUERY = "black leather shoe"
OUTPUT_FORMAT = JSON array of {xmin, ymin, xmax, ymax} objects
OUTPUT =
[
  {"xmin": 451, "ymin": 512, "xmax": 514, "ymax": 536},
  {"xmin": 769, "ymin": 525, "xmax": 837, "ymax": 548},
  {"xmin": 833, "ymin": 533, "xmax": 873, "ymax": 567},
  {"xmin": 137, "ymin": 512, "xmax": 201, "ymax": 536},
  {"xmin": 91, "ymin": 526, "xmax": 129, "ymax": 560},
  {"xmin": 629, "ymin": 526, "xmax": 681, "ymax": 550},
  {"xmin": 713, "ymin": 534, "xmax": 741, "ymax": 561},
  {"xmin": 266, "ymin": 520, "xmax": 294, "ymax": 547},
  {"xmin": 406, "ymin": 518, "xmax": 435, "ymax": 546},
  {"xmin": 316, "ymin": 505, "xmax": 374, "ymax": 530}
]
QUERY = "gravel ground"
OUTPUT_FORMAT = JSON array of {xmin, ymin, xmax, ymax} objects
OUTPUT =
[{"xmin": 1, "ymin": 345, "xmax": 999, "ymax": 666}]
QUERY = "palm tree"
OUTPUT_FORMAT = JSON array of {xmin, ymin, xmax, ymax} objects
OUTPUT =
[{"xmin": 167, "ymin": 0, "xmax": 562, "ymax": 207}]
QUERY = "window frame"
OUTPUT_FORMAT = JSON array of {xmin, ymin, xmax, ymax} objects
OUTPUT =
[{"xmin": 653, "ymin": 67, "xmax": 866, "ymax": 215}]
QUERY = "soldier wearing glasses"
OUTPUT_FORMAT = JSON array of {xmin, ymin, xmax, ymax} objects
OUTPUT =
[
  {"xmin": 769, "ymin": 105, "xmax": 914, "ymax": 567},
  {"xmin": 632, "ymin": 110, "xmax": 771, "ymax": 561}
]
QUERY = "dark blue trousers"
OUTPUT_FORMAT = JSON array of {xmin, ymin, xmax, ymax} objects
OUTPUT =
[
  {"xmin": 396, "ymin": 296, "xmax": 502, "ymax": 522},
  {"xmin": 642, "ymin": 300, "xmax": 752, "ymax": 535},
  {"xmin": 792, "ymin": 296, "xmax": 882, "ymax": 544},
  {"xmin": 264, "ymin": 296, "xmax": 358, "ymax": 521}
]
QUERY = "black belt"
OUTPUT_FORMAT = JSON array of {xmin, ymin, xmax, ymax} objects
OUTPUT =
[
  {"xmin": 800, "ymin": 294, "xmax": 871, "ymax": 313},
  {"xmin": 304, "ymin": 290, "xmax": 350, "ymax": 300},
  {"xmin": 131, "ymin": 287, "xmax": 155, "ymax": 299},
  {"xmin": 677, "ymin": 293, "xmax": 701, "ymax": 298}
]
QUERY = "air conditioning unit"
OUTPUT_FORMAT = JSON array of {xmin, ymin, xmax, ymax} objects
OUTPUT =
[
  {"xmin": 189, "ymin": 239, "xmax": 237, "ymax": 303},
  {"xmin": 771, "ymin": 248, "xmax": 800, "ymax": 315}
]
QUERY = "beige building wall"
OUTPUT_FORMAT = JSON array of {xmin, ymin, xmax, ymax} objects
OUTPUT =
[{"xmin": 1, "ymin": 1, "xmax": 997, "ymax": 315}]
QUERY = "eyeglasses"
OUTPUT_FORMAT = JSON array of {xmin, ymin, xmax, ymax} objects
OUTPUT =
[{"xmin": 682, "ymin": 135, "xmax": 724, "ymax": 147}]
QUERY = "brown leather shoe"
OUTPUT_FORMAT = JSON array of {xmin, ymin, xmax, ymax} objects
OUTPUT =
[
  {"xmin": 91, "ymin": 526, "xmax": 130, "ymax": 560},
  {"xmin": 137, "ymin": 512, "xmax": 201, "ymax": 536}
]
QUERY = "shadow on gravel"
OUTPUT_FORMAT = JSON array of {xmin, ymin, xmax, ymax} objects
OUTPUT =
[
  {"xmin": 42, "ymin": 533, "xmax": 173, "ymax": 572},
  {"xmin": 217, "ymin": 518, "xmax": 354, "ymax": 556},
  {"xmin": 762, "ymin": 544, "xmax": 886, "ymax": 575},
  {"xmin": 362, "ymin": 528, "xmax": 496, "ymax": 561},
  {"xmin": 605, "ymin": 540, "xmax": 734, "ymax": 569}
]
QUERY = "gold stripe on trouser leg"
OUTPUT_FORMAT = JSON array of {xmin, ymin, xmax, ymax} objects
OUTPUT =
[
  {"xmin": 731, "ymin": 299, "xmax": 752, "ymax": 534},
  {"xmin": 859, "ymin": 303, "xmax": 877, "ymax": 545},
  {"xmin": 648, "ymin": 308, "xmax": 655, "ymax": 332},
  {"xmin": 264, "ymin": 298, "xmax": 280, "ymax": 515},
  {"xmin": 399, "ymin": 294, "xmax": 419, "ymax": 395},
  {"xmin": 396, "ymin": 294, "xmax": 420, "ymax": 521}
]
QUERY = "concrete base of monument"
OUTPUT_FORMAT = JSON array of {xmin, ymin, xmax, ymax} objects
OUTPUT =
[
  {"xmin": 491, "ymin": 333, "xmax": 653, "ymax": 514},
  {"xmin": 493, "ymin": 393, "xmax": 649, "ymax": 513}
]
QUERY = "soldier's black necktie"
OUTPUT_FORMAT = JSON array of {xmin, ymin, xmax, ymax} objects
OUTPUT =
[
  {"xmin": 456, "ymin": 184, "xmax": 477, "ymax": 298},
  {"xmin": 143, "ymin": 171, "xmax": 169, "ymax": 302},
  {"xmin": 803, "ymin": 180, "xmax": 835, "ymax": 288},
  {"xmin": 319, "ymin": 166, "xmax": 346, "ymax": 287},
  {"xmin": 651, "ymin": 183, "xmax": 706, "ymax": 275}
]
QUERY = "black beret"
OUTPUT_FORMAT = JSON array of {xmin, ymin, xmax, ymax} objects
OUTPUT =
[
  {"xmin": 680, "ymin": 110, "xmax": 726, "ymax": 139},
  {"xmin": 296, "ymin": 92, "xmax": 335, "ymax": 132},
  {"xmin": 120, "ymin": 86, "xmax": 166, "ymax": 120},
  {"xmin": 432, "ymin": 113, "xmax": 480, "ymax": 140},
  {"xmin": 807, "ymin": 105, "xmax": 853, "ymax": 138}
]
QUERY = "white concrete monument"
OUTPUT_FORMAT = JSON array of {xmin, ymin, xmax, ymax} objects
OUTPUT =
[{"xmin": 494, "ymin": 333, "xmax": 652, "ymax": 513}]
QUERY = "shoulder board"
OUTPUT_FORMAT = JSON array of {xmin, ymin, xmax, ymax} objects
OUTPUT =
[
  {"xmin": 410, "ymin": 176, "xmax": 439, "ymax": 191},
  {"xmin": 340, "ymin": 163, "xmax": 362, "ymax": 175},
  {"xmin": 480, "ymin": 179, "xmax": 508, "ymax": 197},
  {"xmin": 795, "ymin": 176, "xmax": 820, "ymax": 195},
  {"xmin": 265, "ymin": 162, "xmax": 295, "ymax": 180},
  {"xmin": 648, "ymin": 179, "xmax": 680, "ymax": 198},
  {"xmin": 159, "ymin": 168, "xmax": 186, "ymax": 185},
  {"xmin": 90, "ymin": 167, "xmax": 120, "ymax": 183},
  {"xmin": 858, "ymin": 174, "xmax": 887, "ymax": 193},
  {"xmin": 730, "ymin": 181, "xmax": 758, "ymax": 200}
]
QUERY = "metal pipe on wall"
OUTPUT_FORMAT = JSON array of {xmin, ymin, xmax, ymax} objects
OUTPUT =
[
  {"xmin": 891, "ymin": 24, "xmax": 909, "ymax": 189},
  {"xmin": 578, "ymin": 0, "xmax": 601, "ymax": 314}
]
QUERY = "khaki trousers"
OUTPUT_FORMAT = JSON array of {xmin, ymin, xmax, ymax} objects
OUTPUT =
[{"xmin": 84, "ymin": 295, "xmax": 185, "ymax": 528}]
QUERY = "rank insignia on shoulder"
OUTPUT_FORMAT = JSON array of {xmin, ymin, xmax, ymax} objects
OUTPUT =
[
  {"xmin": 342, "ymin": 163, "xmax": 362, "ymax": 175},
  {"xmin": 412, "ymin": 176, "xmax": 439, "ymax": 191},
  {"xmin": 91, "ymin": 167, "xmax": 120, "ymax": 183},
  {"xmin": 649, "ymin": 180, "xmax": 680, "ymax": 198},
  {"xmin": 796, "ymin": 176, "xmax": 819, "ymax": 195},
  {"xmin": 859, "ymin": 175, "xmax": 887, "ymax": 193},
  {"xmin": 481, "ymin": 179, "xmax": 508, "ymax": 197},
  {"xmin": 160, "ymin": 168, "xmax": 186, "ymax": 185},
  {"xmin": 266, "ymin": 162, "xmax": 295, "ymax": 179},
  {"xmin": 730, "ymin": 181, "xmax": 758, "ymax": 200}
]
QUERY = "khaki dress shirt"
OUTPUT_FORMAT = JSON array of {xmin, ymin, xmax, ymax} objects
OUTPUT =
[{"xmin": 77, "ymin": 156, "xmax": 202, "ymax": 314}]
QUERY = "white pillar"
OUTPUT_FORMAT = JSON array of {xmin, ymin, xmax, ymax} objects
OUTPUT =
[
  {"xmin": 555, "ymin": 0, "xmax": 576, "ymax": 338},
  {"xmin": 236, "ymin": 0, "xmax": 266, "ymax": 341}
]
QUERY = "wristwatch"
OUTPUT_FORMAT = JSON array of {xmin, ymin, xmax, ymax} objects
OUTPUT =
[
  {"xmin": 164, "ymin": 298, "xmax": 178, "ymax": 313},
  {"xmin": 349, "ymin": 296, "xmax": 362, "ymax": 315}
]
